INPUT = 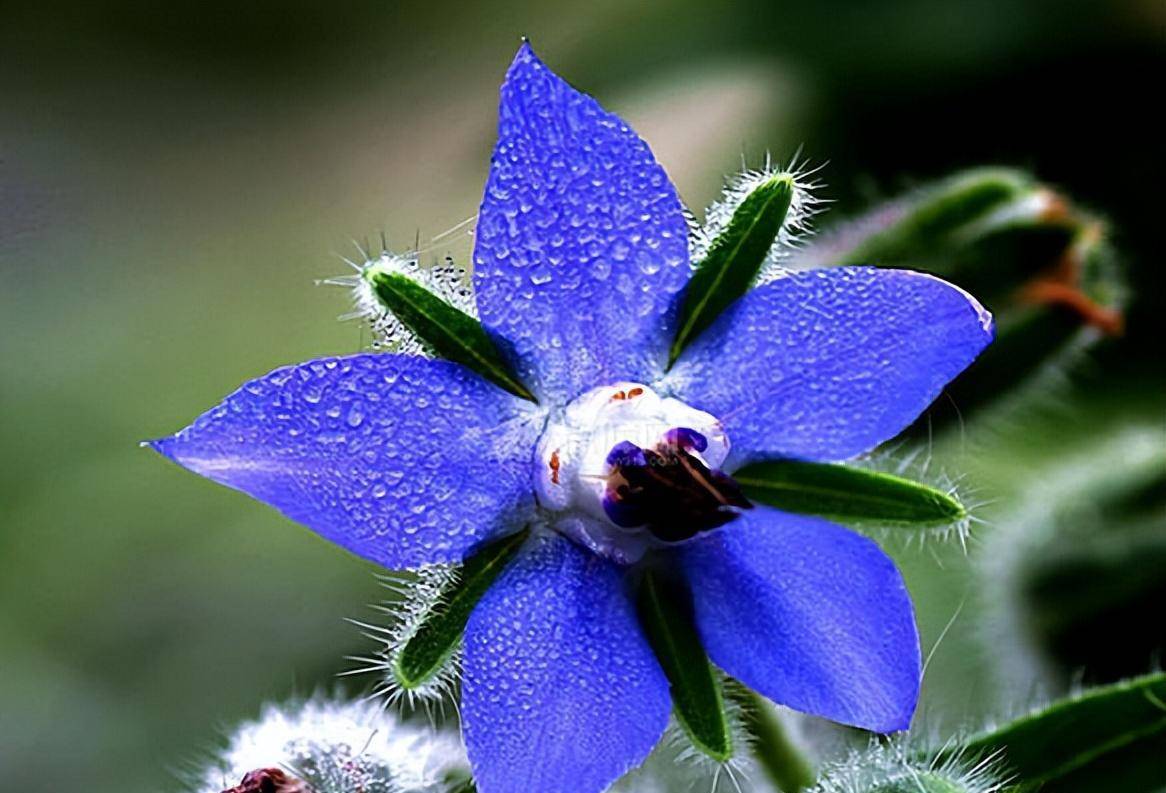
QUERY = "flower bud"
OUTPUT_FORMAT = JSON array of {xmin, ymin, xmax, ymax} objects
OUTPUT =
[
  {"xmin": 220, "ymin": 768, "xmax": 309, "ymax": 793},
  {"xmin": 790, "ymin": 168, "xmax": 1127, "ymax": 433},
  {"xmin": 191, "ymin": 695, "xmax": 471, "ymax": 793}
]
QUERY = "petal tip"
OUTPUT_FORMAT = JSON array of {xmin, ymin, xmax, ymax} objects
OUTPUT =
[
  {"xmin": 910, "ymin": 269, "xmax": 996, "ymax": 340},
  {"xmin": 144, "ymin": 434, "xmax": 211, "ymax": 476},
  {"xmin": 143, "ymin": 435, "xmax": 174, "ymax": 458},
  {"xmin": 964, "ymin": 288, "xmax": 995, "ymax": 340},
  {"xmin": 509, "ymin": 38, "xmax": 542, "ymax": 72}
]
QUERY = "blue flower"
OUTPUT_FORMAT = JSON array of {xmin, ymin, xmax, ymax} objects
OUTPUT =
[{"xmin": 151, "ymin": 43, "xmax": 994, "ymax": 793}]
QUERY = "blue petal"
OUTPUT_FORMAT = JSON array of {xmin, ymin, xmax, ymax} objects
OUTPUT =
[
  {"xmin": 462, "ymin": 532, "xmax": 670, "ymax": 793},
  {"xmin": 680, "ymin": 507, "xmax": 921, "ymax": 732},
  {"xmin": 148, "ymin": 354, "xmax": 541, "ymax": 569},
  {"xmin": 473, "ymin": 43, "xmax": 690, "ymax": 405},
  {"xmin": 668, "ymin": 267, "xmax": 994, "ymax": 465}
]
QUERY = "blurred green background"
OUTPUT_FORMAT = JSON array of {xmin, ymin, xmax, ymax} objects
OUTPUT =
[{"xmin": 1, "ymin": 1, "xmax": 1162, "ymax": 790}]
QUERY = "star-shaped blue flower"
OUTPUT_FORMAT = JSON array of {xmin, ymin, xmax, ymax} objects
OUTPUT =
[{"xmin": 151, "ymin": 43, "xmax": 993, "ymax": 793}]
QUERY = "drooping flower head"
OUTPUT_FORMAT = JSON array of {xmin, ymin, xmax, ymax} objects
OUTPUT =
[{"xmin": 152, "ymin": 42, "xmax": 993, "ymax": 793}]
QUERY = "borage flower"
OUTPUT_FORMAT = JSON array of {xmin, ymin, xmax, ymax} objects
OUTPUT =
[{"xmin": 151, "ymin": 43, "xmax": 993, "ymax": 793}]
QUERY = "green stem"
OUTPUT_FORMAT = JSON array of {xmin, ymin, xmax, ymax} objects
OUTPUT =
[{"xmin": 740, "ymin": 689, "xmax": 816, "ymax": 792}]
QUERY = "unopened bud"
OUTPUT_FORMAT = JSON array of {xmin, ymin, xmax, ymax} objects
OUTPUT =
[
  {"xmin": 191, "ymin": 696, "xmax": 471, "ymax": 793},
  {"xmin": 221, "ymin": 768, "xmax": 309, "ymax": 793},
  {"xmin": 790, "ymin": 168, "xmax": 1127, "ymax": 433}
]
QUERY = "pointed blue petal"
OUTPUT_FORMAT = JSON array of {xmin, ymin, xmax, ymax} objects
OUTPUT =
[
  {"xmin": 149, "ymin": 354, "xmax": 541, "ymax": 569},
  {"xmin": 668, "ymin": 267, "xmax": 994, "ymax": 465},
  {"xmin": 680, "ymin": 507, "xmax": 921, "ymax": 732},
  {"xmin": 462, "ymin": 533, "xmax": 670, "ymax": 793},
  {"xmin": 473, "ymin": 43, "xmax": 690, "ymax": 405}
]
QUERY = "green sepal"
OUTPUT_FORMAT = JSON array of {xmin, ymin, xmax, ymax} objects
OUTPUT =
[
  {"xmin": 636, "ymin": 571, "xmax": 734, "ymax": 762},
  {"xmin": 445, "ymin": 776, "xmax": 478, "ymax": 793},
  {"xmin": 734, "ymin": 460, "xmax": 966, "ymax": 529},
  {"xmin": 392, "ymin": 529, "xmax": 529, "ymax": 690},
  {"xmin": 365, "ymin": 269, "xmax": 537, "ymax": 402},
  {"xmin": 934, "ymin": 672, "xmax": 1166, "ymax": 793},
  {"xmin": 669, "ymin": 173, "xmax": 795, "ymax": 365}
]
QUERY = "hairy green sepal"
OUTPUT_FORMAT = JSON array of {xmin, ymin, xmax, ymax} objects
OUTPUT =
[
  {"xmin": 366, "ymin": 270, "xmax": 537, "ymax": 402},
  {"xmin": 393, "ymin": 529, "xmax": 529, "ymax": 690},
  {"xmin": 637, "ymin": 572, "xmax": 734, "ymax": 762},
  {"xmin": 935, "ymin": 672, "xmax": 1166, "ymax": 793},
  {"xmin": 734, "ymin": 460, "xmax": 966, "ymax": 529},
  {"xmin": 670, "ymin": 173, "xmax": 795, "ymax": 364}
]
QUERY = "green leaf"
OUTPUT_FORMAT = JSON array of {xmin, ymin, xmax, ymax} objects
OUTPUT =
[
  {"xmin": 734, "ymin": 460, "xmax": 966, "ymax": 529},
  {"xmin": 393, "ymin": 529, "xmax": 529, "ymax": 690},
  {"xmin": 669, "ymin": 173, "xmax": 795, "ymax": 364},
  {"xmin": 365, "ymin": 269, "xmax": 537, "ymax": 402},
  {"xmin": 636, "ymin": 571, "xmax": 733, "ymax": 762},
  {"xmin": 937, "ymin": 673, "xmax": 1166, "ymax": 793}
]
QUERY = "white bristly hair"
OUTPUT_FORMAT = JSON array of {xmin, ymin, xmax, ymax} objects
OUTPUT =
[
  {"xmin": 808, "ymin": 739, "xmax": 1008, "ymax": 793},
  {"xmin": 342, "ymin": 566, "xmax": 465, "ymax": 722},
  {"xmin": 319, "ymin": 239, "xmax": 477, "ymax": 355},
  {"xmin": 690, "ymin": 151, "xmax": 827, "ymax": 287}
]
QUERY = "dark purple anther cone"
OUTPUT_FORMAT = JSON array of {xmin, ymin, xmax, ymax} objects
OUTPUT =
[{"xmin": 603, "ymin": 429, "xmax": 752, "ymax": 541}]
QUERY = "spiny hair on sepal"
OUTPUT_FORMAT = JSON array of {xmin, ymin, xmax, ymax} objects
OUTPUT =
[
  {"xmin": 319, "ymin": 235, "xmax": 477, "ymax": 355},
  {"xmin": 848, "ymin": 443, "xmax": 983, "ymax": 552},
  {"xmin": 614, "ymin": 678, "xmax": 777, "ymax": 793},
  {"xmin": 808, "ymin": 739, "xmax": 1008, "ymax": 793},
  {"xmin": 690, "ymin": 151, "xmax": 826, "ymax": 286},
  {"xmin": 344, "ymin": 566, "xmax": 465, "ymax": 720},
  {"xmin": 187, "ymin": 693, "xmax": 471, "ymax": 793}
]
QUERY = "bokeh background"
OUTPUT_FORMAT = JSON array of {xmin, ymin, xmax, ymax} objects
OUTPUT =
[{"xmin": 1, "ymin": 1, "xmax": 1163, "ymax": 790}]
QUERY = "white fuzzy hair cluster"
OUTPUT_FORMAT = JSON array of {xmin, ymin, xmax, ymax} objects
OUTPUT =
[
  {"xmin": 808, "ymin": 740, "xmax": 1007, "ymax": 793},
  {"xmin": 322, "ymin": 243, "xmax": 476, "ymax": 355},
  {"xmin": 345, "ymin": 566, "xmax": 465, "ymax": 717},
  {"xmin": 193, "ymin": 695, "xmax": 470, "ymax": 793}
]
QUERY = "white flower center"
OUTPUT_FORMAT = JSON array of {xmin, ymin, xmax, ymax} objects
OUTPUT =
[{"xmin": 533, "ymin": 382, "xmax": 731, "ymax": 564}]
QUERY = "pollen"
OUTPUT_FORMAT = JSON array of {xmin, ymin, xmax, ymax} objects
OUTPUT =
[
  {"xmin": 610, "ymin": 387, "xmax": 644, "ymax": 402},
  {"xmin": 549, "ymin": 449, "xmax": 561, "ymax": 484}
]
